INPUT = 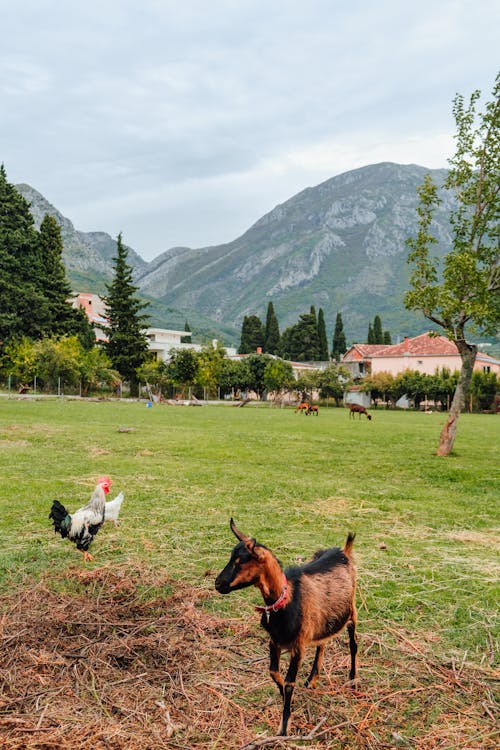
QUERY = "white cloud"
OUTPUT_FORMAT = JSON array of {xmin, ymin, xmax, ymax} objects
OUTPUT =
[{"xmin": 1, "ymin": 0, "xmax": 499, "ymax": 259}]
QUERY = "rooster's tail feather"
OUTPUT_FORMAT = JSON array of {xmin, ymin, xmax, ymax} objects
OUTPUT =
[{"xmin": 49, "ymin": 500, "xmax": 71, "ymax": 538}]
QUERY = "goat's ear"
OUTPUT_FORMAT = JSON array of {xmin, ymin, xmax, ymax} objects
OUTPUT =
[
  {"xmin": 230, "ymin": 518, "xmax": 250, "ymax": 542},
  {"xmin": 244, "ymin": 538, "xmax": 257, "ymax": 554},
  {"xmin": 245, "ymin": 539, "xmax": 265, "ymax": 560}
]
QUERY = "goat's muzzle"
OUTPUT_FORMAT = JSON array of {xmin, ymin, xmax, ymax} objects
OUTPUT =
[{"xmin": 215, "ymin": 572, "xmax": 232, "ymax": 594}]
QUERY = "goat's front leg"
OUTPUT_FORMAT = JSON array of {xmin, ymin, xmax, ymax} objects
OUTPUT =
[
  {"xmin": 269, "ymin": 641, "xmax": 284, "ymax": 697},
  {"xmin": 305, "ymin": 644, "xmax": 324, "ymax": 688},
  {"xmin": 280, "ymin": 648, "xmax": 303, "ymax": 736}
]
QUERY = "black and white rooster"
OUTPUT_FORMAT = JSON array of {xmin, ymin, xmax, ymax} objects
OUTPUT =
[{"xmin": 49, "ymin": 476, "xmax": 111, "ymax": 561}]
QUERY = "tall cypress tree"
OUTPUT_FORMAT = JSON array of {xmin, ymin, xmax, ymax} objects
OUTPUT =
[
  {"xmin": 104, "ymin": 233, "xmax": 150, "ymax": 396},
  {"xmin": 373, "ymin": 315, "xmax": 384, "ymax": 344},
  {"xmin": 238, "ymin": 315, "xmax": 264, "ymax": 354},
  {"xmin": 331, "ymin": 312, "xmax": 346, "ymax": 361},
  {"xmin": 181, "ymin": 319, "xmax": 192, "ymax": 344},
  {"xmin": 317, "ymin": 308, "xmax": 329, "ymax": 360},
  {"xmin": 367, "ymin": 322, "xmax": 375, "ymax": 344},
  {"xmin": 264, "ymin": 301, "xmax": 280, "ymax": 354},
  {"xmin": 282, "ymin": 310, "xmax": 320, "ymax": 361}
]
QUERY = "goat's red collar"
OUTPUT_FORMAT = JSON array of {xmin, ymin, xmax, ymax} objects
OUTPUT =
[{"xmin": 255, "ymin": 574, "xmax": 289, "ymax": 616}]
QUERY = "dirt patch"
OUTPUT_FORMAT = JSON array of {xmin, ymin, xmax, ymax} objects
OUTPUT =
[{"xmin": 1, "ymin": 564, "xmax": 497, "ymax": 749}]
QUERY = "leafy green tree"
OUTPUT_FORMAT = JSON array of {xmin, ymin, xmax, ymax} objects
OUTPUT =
[
  {"xmin": 471, "ymin": 370, "xmax": 499, "ymax": 411},
  {"xmin": 317, "ymin": 308, "xmax": 329, "ymax": 360},
  {"xmin": 103, "ymin": 233, "xmax": 150, "ymax": 396},
  {"xmin": 137, "ymin": 359, "xmax": 172, "ymax": 398},
  {"xmin": 32, "ymin": 336, "xmax": 81, "ymax": 390},
  {"xmin": 318, "ymin": 363, "xmax": 350, "ymax": 406},
  {"xmin": 167, "ymin": 348, "xmax": 199, "ymax": 395},
  {"xmin": 196, "ymin": 342, "xmax": 226, "ymax": 398},
  {"xmin": 360, "ymin": 371, "xmax": 396, "ymax": 406},
  {"xmin": 293, "ymin": 371, "xmax": 320, "ymax": 401},
  {"xmin": 238, "ymin": 315, "xmax": 264, "ymax": 354},
  {"xmin": 245, "ymin": 353, "xmax": 273, "ymax": 398},
  {"xmin": 264, "ymin": 302, "xmax": 280, "ymax": 354},
  {"xmin": 263, "ymin": 358, "xmax": 294, "ymax": 399},
  {"xmin": 78, "ymin": 344, "xmax": 120, "ymax": 396},
  {"xmin": 331, "ymin": 313, "xmax": 347, "ymax": 361},
  {"xmin": 217, "ymin": 358, "xmax": 253, "ymax": 398},
  {"xmin": 406, "ymin": 73, "xmax": 500, "ymax": 454},
  {"xmin": 0, "ymin": 336, "xmax": 38, "ymax": 385}
]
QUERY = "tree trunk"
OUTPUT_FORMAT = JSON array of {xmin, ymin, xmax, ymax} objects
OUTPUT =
[{"xmin": 436, "ymin": 340, "xmax": 477, "ymax": 456}]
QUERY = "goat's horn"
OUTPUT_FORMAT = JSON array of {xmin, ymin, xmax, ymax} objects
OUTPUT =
[{"xmin": 230, "ymin": 518, "xmax": 250, "ymax": 542}]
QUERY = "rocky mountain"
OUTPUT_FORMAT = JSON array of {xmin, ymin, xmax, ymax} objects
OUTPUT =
[
  {"xmin": 18, "ymin": 162, "xmax": 456, "ymax": 346},
  {"xmin": 16, "ymin": 184, "xmax": 147, "ymax": 290},
  {"xmin": 134, "ymin": 162, "xmax": 453, "ymax": 343},
  {"xmin": 16, "ymin": 184, "xmax": 236, "ymax": 342}
]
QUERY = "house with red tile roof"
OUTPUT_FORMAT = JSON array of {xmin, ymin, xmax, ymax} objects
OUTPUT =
[{"xmin": 342, "ymin": 333, "xmax": 500, "ymax": 378}]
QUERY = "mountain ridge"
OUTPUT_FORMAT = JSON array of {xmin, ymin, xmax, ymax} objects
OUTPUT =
[{"xmin": 18, "ymin": 162, "xmax": 454, "ymax": 345}]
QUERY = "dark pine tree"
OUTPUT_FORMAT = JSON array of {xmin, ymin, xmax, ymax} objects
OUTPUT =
[
  {"xmin": 373, "ymin": 315, "xmax": 384, "ymax": 344},
  {"xmin": 238, "ymin": 315, "xmax": 264, "ymax": 354},
  {"xmin": 0, "ymin": 164, "xmax": 49, "ymax": 342},
  {"xmin": 264, "ymin": 301, "xmax": 280, "ymax": 354},
  {"xmin": 282, "ymin": 310, "xmax": 321, "ymax": 361},
  {"xmin": 331, "ymin": 312, "xmax": 347, "ymax": 361},
  {"xmin": 383, "ymin": 330, "xmax": 392, "ymax": 345},
  {"xmin": 37, "ymin": 215, "xmax": 94, "ymax": 346},
  {"xmin": 317, "ymin": 308, "xmax": 329, "ymax": 360},
  {"xmin": 103, "ymin": 233, "xmax": 150, "ymax": 396},
  {"xmin": 367, "ymin": 322, "xmax": 375, "ymax": 344}
]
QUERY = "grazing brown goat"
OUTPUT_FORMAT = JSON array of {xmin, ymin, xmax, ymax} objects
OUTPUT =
[
  {"xmin": 215, "ymin": 519, "xmax": 358, "ymax": 736},
  {"xmin": 294, "ymin": 401, "xmax": 310, "ymax": 413},
  {"xmin": 349, "ymin": 403, "xmax": 372, "ymax": 420},
  {"xmin": 306, "ymin": 404, "xmax": 319, "ymax": 415}
]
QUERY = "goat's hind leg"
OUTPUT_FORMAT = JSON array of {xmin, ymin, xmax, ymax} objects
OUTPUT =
[
  {"xmin": 304, "ymin": 644, "xmax": 324, "ymax": 688},
  {"xmin": 347, "ymin": 615, "xmax": 358, "ymax": 683}
]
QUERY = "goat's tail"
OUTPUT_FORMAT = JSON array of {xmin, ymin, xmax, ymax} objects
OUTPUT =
[{"xmin": 344, "ymin": 532, "xmax": 356, "ymax": 557}]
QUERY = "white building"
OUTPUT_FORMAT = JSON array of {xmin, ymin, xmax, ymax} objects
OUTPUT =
[{"xmin": 146, "ymin": 328, "xmax": 202, "ymax": 360}]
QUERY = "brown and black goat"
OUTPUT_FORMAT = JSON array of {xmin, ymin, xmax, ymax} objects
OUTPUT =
[
  {"xmin": 349, "ymin": 403, "xmax": 372, "ymax": 420},
  {"xmin": 215, "ymin": 519, "xmax": 358, "ymax": 736},
  {"xmin": 294, "ymin": 401, "xmax": 310, "ymax": 413},
  {"xmin": 306, "ymin": 404, "xmax": 319, "ymax": 415}
]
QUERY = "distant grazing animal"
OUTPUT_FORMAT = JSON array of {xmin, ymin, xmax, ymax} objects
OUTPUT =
[
  {"xmin": 306, "ymin": 404, "xmax": 319, "ymax": 415},
  {"xmin": 49, "ymin": 476, "xmax": 111, "ymax": 561},
  {"xmin": 294, "ymin": 401, "xmax": 310, "ymax": 413},
  {"xmin": 215, "ymin": 519, "xmax": 358, "ymax": 736},
  {"xmin": 349, "ymin": 403, "xmax": 372, "ymax": 420}
]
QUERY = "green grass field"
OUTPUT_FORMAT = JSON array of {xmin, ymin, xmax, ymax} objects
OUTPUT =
[{"xmin": 0, "ymin": 398, "xmax": 498, "ymax": 748}]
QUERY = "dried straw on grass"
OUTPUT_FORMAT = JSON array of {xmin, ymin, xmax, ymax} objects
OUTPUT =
[{"xmin": 1, "ymin": 564, "xmax": 497, "ymax": 749}]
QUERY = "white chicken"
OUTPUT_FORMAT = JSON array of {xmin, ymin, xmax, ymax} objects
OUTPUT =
[
  {"xmin": 49, "ymin": 476, "xmax": 111, "ymax": 561},
  {"xmin": 105, "ymin": 491, "xmax": 125, "ymax": 527}
]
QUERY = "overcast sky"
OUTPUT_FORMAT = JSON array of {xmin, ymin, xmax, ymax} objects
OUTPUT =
[{"xmin": 2, "ymin": 1, "xmax": 499, "ymax": 262}]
